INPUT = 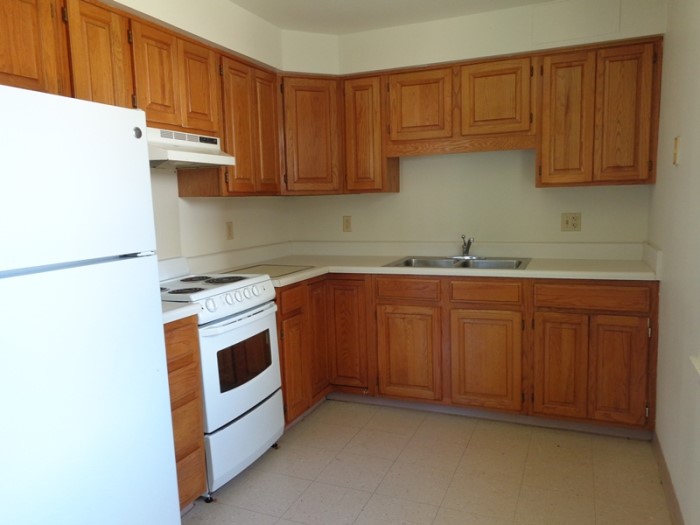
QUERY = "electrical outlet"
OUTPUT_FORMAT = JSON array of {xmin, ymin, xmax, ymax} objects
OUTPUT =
[
  {"xmin": 225, "ymin": 221, "xmax": 234, "ymax": 240},
  {"xmin": 561, "ymin": 213, "xmax": 581, "ymax": 232},
  {"xmin": 342, "ymin": 216, "xmax": 352, "ymax": 232}
]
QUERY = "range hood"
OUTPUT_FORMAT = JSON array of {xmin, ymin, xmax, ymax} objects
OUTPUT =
[{"xmin": 147, "ymin": 127, "xmax": 235, "ymax": 169}]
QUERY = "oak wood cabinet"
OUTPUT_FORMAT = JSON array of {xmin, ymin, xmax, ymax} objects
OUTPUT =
[
  {"xmin": 66, "ymin": 0, "xmax": 133, "ymax": 108},
  {"xmin": 164, "ymin": 315, "xmax": 206, "ymax": 509},
  {"xmin": 131, "ymin": 21, "xmax": 221, "ymax": 134},
  {"xmin": 460, "ymin": 57, "xmax": 532, "ymax": 136},
  {"xmin": 0, "ymin": 0, "xmax": 71, "ymax": 95},
  {"xmin": 344, "ymin": 76, "xmax": 399, "ymax": 193},
  {"xmin": 327, "ymin": 276, "xmax": 370, "ymax": 390},
  {"xmin": 282, "ymin": 76, "xmax": 342, "ymax": 193},
  {"xmin": 375, "ymin": 276, "xmax": 443, "ymax": 400},
  {"xmin": 539, "ymin": 42, "xmax": 658, "ymax": 186},
  {"xmin": 533, "ymin": 281, "xmax": 656, "ymax": 427},
  {"xmin": 307, "ymin": 279, "xmax": 331, "ymax": 398}
]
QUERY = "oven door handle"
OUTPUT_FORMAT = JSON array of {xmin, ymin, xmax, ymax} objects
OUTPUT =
[{"xmin": 199, "ymin": 302, "xmax": 278, "ymax": 337}]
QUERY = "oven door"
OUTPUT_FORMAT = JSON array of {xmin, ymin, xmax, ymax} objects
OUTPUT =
[{"xmin": 198, "ymin": 302, "xmax": 281, "ymax": 433}]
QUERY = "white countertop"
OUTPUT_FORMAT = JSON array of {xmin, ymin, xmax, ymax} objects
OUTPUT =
[
  {"xmin": 221, "ymin": 254, "xmax": 657, "ymax": 288},
  {"xmin": 161, "ymin": 301, "xmax": 201, "ymax": 325}
]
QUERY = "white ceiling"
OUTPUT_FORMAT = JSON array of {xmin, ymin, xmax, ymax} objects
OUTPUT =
[{"xmin": 227, "ymin": 0, "xmax": 547, "ymax": 34}]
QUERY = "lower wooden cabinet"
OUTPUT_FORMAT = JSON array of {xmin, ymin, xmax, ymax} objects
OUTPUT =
[
  {"xmin": 164, "ymin": 315, "xmax": 206, "ymax": 509},
  {"xmin": 450, "ymin": 309, "xmax": 523, "ymax": 411},
  {"xmin": 327, "ymin": 276, "xmax": 370, "ymax": 390},
  {"xmin": 377, "ymin": 304, "xmax": 442, "ymax": 400}
]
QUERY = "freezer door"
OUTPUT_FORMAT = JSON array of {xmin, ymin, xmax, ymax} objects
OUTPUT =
[
  {"xmin": 0, "ymin": 256, "xmax": 180, "ymax": 525},
  {"xmin": 0, "ymin": 85, "xmax": 156, "ymax": 272}
]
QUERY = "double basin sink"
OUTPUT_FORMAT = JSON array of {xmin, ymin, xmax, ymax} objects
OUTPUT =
[{"xmin": 386, "ymin": 256, "xmax": 530, "ymax": 270}]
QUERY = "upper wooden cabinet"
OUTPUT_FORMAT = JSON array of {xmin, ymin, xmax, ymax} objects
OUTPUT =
[
  {"xmin": 388, "ymin": 67, "xmax": 453, "ymax": 141},
  {"xmin": 460, "ymin": 58, "xmax": 532, "ymax": 136},
  {"xmin": 66, "ymin": 0, "xmax": 133, "ymax": 108},
  {"xmin": 282, "ymin": 76, "xmax": 342, "ymax": 193},
  {"xmin": 220, "ymin": 57, "xmax": 281, "ymax": 195},
  {"xmin": 539, "ymin": 42, "xmax": 658, "ymax": 186},
  {"xmin": 131, "ymin": 21, "xmax": 221, "ymax": 134},
  {"xmin": 344, "ymin": 76, "xmax": 399, "ymax": 193},
  {"xmin": 0, "ymin": 0, "xmax": 70, "ymax": 95}
]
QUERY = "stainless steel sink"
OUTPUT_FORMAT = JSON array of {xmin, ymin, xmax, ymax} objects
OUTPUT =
[{"xmin": 385, "ymin": 256, "xmax": 529, "ymax": 269}]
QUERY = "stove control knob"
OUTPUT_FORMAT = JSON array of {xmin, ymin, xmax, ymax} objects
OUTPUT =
[
  {"xmin": 234, "ymin": 291, "xmax": 243, "ymax": 302},
  {"xmin": 205, "ymin": 298, "xmax": 217, "ymax": 312},
  {"xmin": 244, "ymin": 287, "xmax": 252, "ymax": 299},
  {"xmin": 224, "ymin": 293, "xmax": 234, "ymax": 305},
  {"xmin": 252, "ymin": 285, "xmax": 260, "ymax": 296}
]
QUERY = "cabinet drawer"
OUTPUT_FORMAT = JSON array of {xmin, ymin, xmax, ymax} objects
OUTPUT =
[
  {"xmin": 172, "ymin": 398, "xmax": 203, "ymax": 460},
  {"xmin": 279, "ymin": 284, "xmax": 306, "ymax": 315},
  {"xmin": 168, "ymin": 363, "xmax": 200, "ymax": 410},
  {"xmin": 534, "ymin": 283, "xmax": 651, "ymax": 313},
  {"xmin": 450, "ymin": 280, "xmax": 522, "ymax": 304},
  {"xmin": 375, "ymin": 277, "xmax": 441, "ymax": 301},
  {"xmin": 175, "ymin": 446, "xmax": 206, "ymax": 508}
]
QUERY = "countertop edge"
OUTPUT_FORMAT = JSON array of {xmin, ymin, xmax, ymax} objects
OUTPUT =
[{"xmin": 162, "ymin": 302, "xmax": 201, "ymax": 325}]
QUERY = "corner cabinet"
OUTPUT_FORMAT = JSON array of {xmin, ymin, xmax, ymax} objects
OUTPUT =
[
  {"xmin": 164, "ymin": 315, "xmax": 206, "ymax": 509},
  {"xmin": 282, "ymin": 76, "xmax": 342, "ymax": 193},
  {"xmin": 0, "ymin": 0, "xmax": 71, "ymax": 95},
  {"xmin": 538, "ymin": 41, "xmax": 659, "ymax": 186},
  {"xmin": 533, "ymin": 281, "xmax": 657, "ymax": 427},
  {"xmin": 66, "ymin": 0, "xmax": 134, "ymax": 108}
]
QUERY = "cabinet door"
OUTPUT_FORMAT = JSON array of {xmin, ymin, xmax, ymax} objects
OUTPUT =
[
  {"xmin": 279, "ymin": 312, "xmax": 310, "ymax": 423},
  {"xmin": 131, "ymin": 21, "xmax": 181, "ymax": 127},
  {"xmin": 589, "ymin": 315, "xmax": 648, "ymax": 425},
  {"xmin": 450, "ymin": 309, "xmax": 522, "ymax": 411},
  {"xmin": 308, "ymin": 280, "xmax": 330, "ymax": 399},
  {"xmin": 533, "ymin": 312, "xmax": 589, "ymax": 418},
  {"xmin": 0, "ymin": 0, "xmax": 68, "ymax": 94},
  {"xmin": 67, "ymin": 0, "xmax": 133, "ymax": 108},
  {"xmin": 539, "ymin": 51, "xmax": 596, "ymax": 185},
  {"xmin": 253, "ymin": 69, "xmax": 282, "ymax": 193},
  {"xmin": 177, "ymin": 38, "xmax": 220, "ymax": 134},
  {"xmin": 344, "ymin": 76, "xmax": 383, "ymax": 191},
  {"xmin": 593, "ymin": 44, "xmax": 654, "ymax": 183},
  {"xmin": 283, "ymin": 77, "xmax": 341, "ymax": 192},
  {"xmin": 377, "ymin": 304, "xmax": 441, "ymax": 400},
  {"xmin": 327, "ymin": 278, "xmax": 368, "ymax": 388},
  {"xmin": 221, "ymin": 57, "xmax": 256, "ymax": 193},
  {"xmin": 388, "ymin": 68, "xmax": 453, "ymax": 141},
  {"xmin": 460, "ymin": 58, "xmax": 531, "ymax": 136}
]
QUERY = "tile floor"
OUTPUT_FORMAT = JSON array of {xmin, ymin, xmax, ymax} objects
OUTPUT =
[{"xmin": 182, "ymin": 400, "xmax": 672, "ymax": 525}]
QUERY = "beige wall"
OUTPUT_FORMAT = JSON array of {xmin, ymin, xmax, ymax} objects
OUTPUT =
[{"xmin": 648, "ymin": 0, "xmax": 700, "ymax": 522}]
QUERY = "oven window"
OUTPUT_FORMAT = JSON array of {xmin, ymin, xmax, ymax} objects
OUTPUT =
[{"xmin": 216, "ymin": 330, "xmax": 272, "ymax": 393}]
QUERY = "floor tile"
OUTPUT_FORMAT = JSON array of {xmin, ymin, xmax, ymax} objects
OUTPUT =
[
  {"xmin": 442, "ymin": 472, "xmax": 520, "ymax": 519},
  {"xmin": 595, "ymin": 498, "xmax": 672, "ymax": 525},
  {"xmin": 375, "ymin": 460, "xmax": 453, "ymax": 506},
  {"xmin": 353, "ymin": 493, "xmax": 438, "ymax": 525},
  {"xmin": 411, "ymin": 412, "xmax": 477, "ymax": 446},
  {"xmin": 396, "ymin": 434, "xmax": 466, "ymax": 471},
  {"xmin": 281, "ymin": 481, "xmax": 371, "ymax": 525},
  {"xmin": 522, "ymin": 455, "xmax": 594, "ymax": 495},
  {"xmin": 279, "ymin": 420, "xmax": 360, "ymax": 453},
  {"xmin": 181, "ymin": 500, "xmax": 278, "ymax": 525},
  {"xmin": 527, "ymin": 427, "xmax": 593, "ymax": 464},
  {"xmin": 253, "ymin": 443, "xmax": 335, "ymax": 480},
  {"xmin": 316, "ymin": 451, "xmax": 393, "ymax": 492},
  {"xmin": 214, "ymin": 469, "xmax": 311, "ymax": 518},
  {"xmin": 364, "ymin": 406, "xmax": 427, "ymax": 436},
  {"xmin": 342, "ymin": 427, "xmax": 411, "ymax": 461},
  {"xmin": 302, "ymin": 400, "xmax": 378, "ymax": 428},
  {"xmin": 467, "ymin": 420, "xmax": 533, "ymax": 455},
  {"xmin": 514, "ymin": 485, "xmax": 595, "ymax": 525},
  {"xmin": 457, "ymin": 445, "xmax": 527, "ymax": 481},
  {"xmin": 434, "ymin": 507, "xmax": 514, "ymax": 525}
]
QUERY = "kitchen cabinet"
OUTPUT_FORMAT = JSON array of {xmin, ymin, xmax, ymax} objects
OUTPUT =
[
  {"xmin": 375, "ymin": 277, "xmax": 442, "ymax": 400},
  {"xmin": 449, "ymin": 279, "xmax": 524, "ymax": 411},
  {"xmin": 131, "ymin": 20, "xmax": 221, "ymax": 134},
  {"xmin": 539, "ymin": 42, "xmax": 658, "ymax": 186},
  {"xmin": 0, "ymin": 0, "xmax": 71, "ymax": 95},
  {"xmin": 327, "ymin": 276, "xmax": 371, "ymax": 391},
  {"xmin": 164, "ymin": 315, "xmax": 206, "ymax": 509},
  {"xmin": 282, "ymin": 76, "xmax": 342, "ymax": 193},
  {"xmin": 388, "ymin": 67, "xmax": 454, "ymax": 141},
  {"xmin": 533, "ymin": 281, "xmax": 656, "ymax": 427},
  {"xmin": 460, "ymin": 57, "xmax": 532, "ymax": 136},
  {"xmin": 66, "ymin": 0, "xmax": 133, "ymax": 108},
  {"xmin": 307, "ymin": 279, "xmax": 331, "ymax": 399},
  {"xmin": 344, "ymin": 76, "xmax": 399, "ymax": 193}
]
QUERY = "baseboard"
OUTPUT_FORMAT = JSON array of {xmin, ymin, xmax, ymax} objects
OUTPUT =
[{"xmin": 652, "ymin": 433, "xmax": 685, "ymax": 525}]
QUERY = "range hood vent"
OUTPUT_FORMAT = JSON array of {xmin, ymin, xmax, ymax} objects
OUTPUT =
[{"xmin": 147, "ymin": 127, "xmax": 235, "ymax": 169}]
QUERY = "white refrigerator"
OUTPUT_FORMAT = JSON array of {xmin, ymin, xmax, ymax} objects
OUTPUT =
[{"xmin": 0, "ymin": 86, "xmax": 181, "ymax": 524}]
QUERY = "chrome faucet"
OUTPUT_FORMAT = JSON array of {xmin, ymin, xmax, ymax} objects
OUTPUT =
[{"xmin": 461, "ymin": 235, "xmax": 474, "ymax": 256}]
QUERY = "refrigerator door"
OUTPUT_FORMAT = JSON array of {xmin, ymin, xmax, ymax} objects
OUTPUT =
[
  {"xmin": 0, "ymin": 85, "xmax": 156, "ymax": 273},
  {"xmin": 0, "ymin": 256, "xmax": 180, "ymax": 525}
]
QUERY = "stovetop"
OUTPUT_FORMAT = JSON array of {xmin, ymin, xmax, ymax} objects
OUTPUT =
[{"xmin": 158, "ymin": 258, "xmax": 276, "ymax": 324}]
